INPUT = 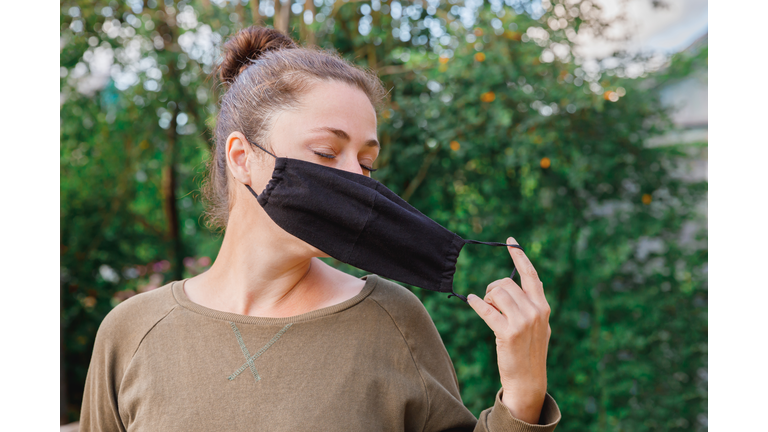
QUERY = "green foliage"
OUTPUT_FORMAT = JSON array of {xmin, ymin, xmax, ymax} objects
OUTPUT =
[{"xmin": 61, "ymin": 1, "xmax": 707, "ymax": 430}]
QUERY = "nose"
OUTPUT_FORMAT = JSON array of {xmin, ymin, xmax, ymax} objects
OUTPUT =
[{"xmin": 339, "ymin": 155, "xmax": 364, "ymax": 175}]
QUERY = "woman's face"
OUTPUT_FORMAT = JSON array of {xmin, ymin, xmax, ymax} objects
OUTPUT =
[
  {"xmin": 227, "ymin": 80, "xmax": 380, "ymax": 256},
  {"xmin": 257, "ymin": 80, "xmax": 380, "ymax": 177}
]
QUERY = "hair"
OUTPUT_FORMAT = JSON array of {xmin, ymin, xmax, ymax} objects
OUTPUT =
[{"xmin": 202, "ymin": 26, "xmax": 388, "ymax": 231}]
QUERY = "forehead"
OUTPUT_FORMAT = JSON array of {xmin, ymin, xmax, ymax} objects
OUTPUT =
[{"xmin": 295, "ymin": 80, "xmax": 377, "ymax": 129}]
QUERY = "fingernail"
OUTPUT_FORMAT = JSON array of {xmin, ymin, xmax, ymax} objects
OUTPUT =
[
  {"xmin": 507, "ymin": 237, "xmax": 517, "ymax": 245},
  {"xmin": 467, "ymin": 293, "xmax": 479, "ymax": 302}
]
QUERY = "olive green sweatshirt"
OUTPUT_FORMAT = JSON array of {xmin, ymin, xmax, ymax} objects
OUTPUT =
[{"xmin": 80, "ymin": 274, "xmax": 561, "ymax": 431}]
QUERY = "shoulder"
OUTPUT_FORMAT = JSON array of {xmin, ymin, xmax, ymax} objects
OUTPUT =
[
  {"xmin": 94, "ymin": 281, "xmax": 179, "ymax": 357},
  {"xmin": 367, "ymin": 275, "xmax": 434, "ymax": 326},
  {"xmin": 80, "ymin": 282, "xmax": 181, "ymax": 428},
  {"xmin": 366, "ymin": 276, "xmax": 444, "ymax": 348},
  {"xmin": 366, "ymin": 276, "xmax": 465, "ymax": 412}
]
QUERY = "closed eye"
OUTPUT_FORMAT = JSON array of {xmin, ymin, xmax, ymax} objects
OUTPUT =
[{"xmin": 313, "ymin": 151, "xmax": 377, "ymax": 173}]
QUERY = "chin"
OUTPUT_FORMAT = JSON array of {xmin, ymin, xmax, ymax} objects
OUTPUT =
[
  {"xmin": 314, "ymin": 249, "xmax": 331, "ymax": 259},
  {"xmin": 280, "ymin": 230, "xmax": 329, "ymax": 258}
]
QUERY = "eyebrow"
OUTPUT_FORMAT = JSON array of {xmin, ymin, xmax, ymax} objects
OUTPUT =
[{"xmin": 309, "ymin": 126, "xmax": 380, "ymax": 149}]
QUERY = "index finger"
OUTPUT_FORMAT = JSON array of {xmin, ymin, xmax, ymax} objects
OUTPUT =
[{"xmin": 506, "ymin": 237, "xmax": 546, "ymax": 301}]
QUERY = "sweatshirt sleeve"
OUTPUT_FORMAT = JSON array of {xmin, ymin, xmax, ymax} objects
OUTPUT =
[
  {"xmin": 79, "ymin": 307, "xmax": 128, "ymax": 432},
  {"xmin": 475, "ymin": 389, "xmax": 561, "ymax": 432},
  {"xmin": 370, "ymin": 280, "xmax": 561, "ymax": 432},
  {"xmin": 79, "ymin": 285, "xmax": 178, "ymax": 431}
]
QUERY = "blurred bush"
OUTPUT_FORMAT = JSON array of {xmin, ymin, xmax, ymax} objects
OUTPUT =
[{"xmin": 61, "ymin": 1, "xmax": 707, "ymax": 430}]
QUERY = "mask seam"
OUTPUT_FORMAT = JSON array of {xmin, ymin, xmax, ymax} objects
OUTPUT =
[
  {"xmin": 343, "ymin": 186, "xmax": 378, "ymax": 263},
  {"xmin": 255, "ymin": 159, "xmax": 286, "ymax": 207},
  {"xmin": 440, "ymin": 235, "xmax": 464, "ymax": 294}
]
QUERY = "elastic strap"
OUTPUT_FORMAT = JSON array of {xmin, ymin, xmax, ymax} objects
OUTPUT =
[
  {"xmin": 466, "ymin": 240, "xmax": 523, "ymax": 280},
  {"xmin": 465, "ymin": 239, "xmax": 524, "ymax": 249},
  {"xmin": 448, "ymin": 240, "xmax": 524, "ymax": 302},
  {"xmin": 447, "ymin": 291, "xmax": 468, "ymax": 302},
  {"xmin": 244, "ymin": 184, "xmax": 259, "ymax": 199},
  {"xmin": 247, "ymin": 138, "xmax": 278, "ymax": 159}
]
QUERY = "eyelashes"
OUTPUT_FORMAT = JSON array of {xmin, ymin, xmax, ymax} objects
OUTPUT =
[{"xmin": 313, "ymin": 151, "xmax": 378, "ymax": 173}]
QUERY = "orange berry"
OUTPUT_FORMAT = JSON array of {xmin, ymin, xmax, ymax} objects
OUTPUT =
[
  {"xmin": 540, "ymin": 157, "xmax": 551, "ymax": 169},
  {"xmin": 474, "ymin": 52, "xmax": 486, "ymax": 62},
  {"xmin": 642, "ymin": 194, "xmax": 652, "ymax": 205},
  {"xmin": 450, "ymin": 141, "xmax": 461, "ymax": 151},
  {"xmin": 481, "ymin": 91, "xmax": 495, "ymax": 102}
]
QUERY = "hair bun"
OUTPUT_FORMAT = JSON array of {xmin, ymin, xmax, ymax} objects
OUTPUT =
[{"xmin": 218, "ymin": 26, "xmax": 298, "ymax": 85}]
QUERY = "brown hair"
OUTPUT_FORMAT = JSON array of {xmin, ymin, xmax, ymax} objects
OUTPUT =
[{"xmin": 202, "ymin": 26, "xmax": 387, "ymax": 230}]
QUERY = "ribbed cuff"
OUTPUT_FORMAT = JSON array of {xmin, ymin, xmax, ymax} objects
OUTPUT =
[{"xmin": 484, "ymin": 388, "xmax": 561, "ymax": 431}]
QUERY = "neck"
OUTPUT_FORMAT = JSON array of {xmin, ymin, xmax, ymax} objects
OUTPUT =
[{"xmin": 185, "ymin": 202, "xmax": 336, "ymax": 318}]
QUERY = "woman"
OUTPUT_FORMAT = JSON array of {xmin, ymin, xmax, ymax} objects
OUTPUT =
[{"xmin": 80, "ymin": 26, "xmax": 560, "ymax": 431}]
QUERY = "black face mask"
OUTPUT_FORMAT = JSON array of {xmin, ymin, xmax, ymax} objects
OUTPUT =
[{"xmin": 244, "ymin": 140, "xmax": 522, "ymax": 302}]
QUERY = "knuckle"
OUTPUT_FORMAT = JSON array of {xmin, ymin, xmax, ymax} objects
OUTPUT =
[
  {"xmin": 524, "ymin": 263, "xmax": 537, "ymax": 274},
  {"xmin": 483, "ymin": 290, "xmax": 494, "ymax": 302},
  {"xmin": 521, "ymin": 314, "xmax": 536, "ymax": 328},
  {"xmin": 536, "ymin": 303, "xmax": 551, "ymax": 318},
  {"xmin": 480, "ymin": 304, "xmax": 495, "ymax": 319},
  {"xmin": 521, "ymin": 262, "xmax": 539, "ymax": 279},
  {"xmin": 528, "ymin": 315, "xmax": 539, "ymax": 327}
]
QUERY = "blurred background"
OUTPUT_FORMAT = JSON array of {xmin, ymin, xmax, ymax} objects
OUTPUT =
[{"xmin": 60, "ymin": 0, "xmax": 707, "ymax": 430}]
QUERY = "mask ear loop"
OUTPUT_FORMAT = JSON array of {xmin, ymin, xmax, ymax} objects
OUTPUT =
[
  {"xmin": 246, "ymin": 138, "xmax": 278, "ymax": 159},
  {"xmin": 447, "ymin": 241, "xmax": 523, "ymax": 303},
  {"xmin": 447, "ymin": 292, "xmax": 468, "ymax": 302},
  {"xmin": 243, "ymin": 138, "xmax": 278, "ymax": 197}
]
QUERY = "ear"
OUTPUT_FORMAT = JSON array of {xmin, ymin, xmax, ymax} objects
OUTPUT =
[{"xmin": 225, "ymin": 131, "xmax": 252, "ymax": 185}]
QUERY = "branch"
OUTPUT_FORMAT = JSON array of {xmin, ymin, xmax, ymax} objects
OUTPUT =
[
  {"xmin": 130, "ymin": 210, "xmax": 168, "ymax": 239},
  {"xmin": 401, "ymin": 148, "xmax": 439, "ymax": 202}
]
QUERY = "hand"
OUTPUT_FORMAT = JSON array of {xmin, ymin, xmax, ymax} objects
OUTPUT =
[{"xmin": 467, "ymin": 237, "xmax": 551, "ymax": 424}]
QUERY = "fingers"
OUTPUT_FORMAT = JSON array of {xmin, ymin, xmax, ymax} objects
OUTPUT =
[
  {"xmin": 467, "ymin": 294, "xmax": 507, "ymax": 334},
  {"xmin": 470, "ymin": 237, "xmax": 553, "ymax": 334},
  {"xmin": 486, "ymin": 279, "xmax": 539, "ymax": 329},
  {"xmin": 506, "ymin": 237, "xmax": 548, "ymax": 306},
  {"xmin": 471, "ymin": 276, "xmax": 553, "ymax": 348},
  {"xmin": 486, "ymin": 277, "xmax": 534, "ymax": 311},
  {"xmin": 479, "ymin": 281, "xmax": 549, "ymax": 342},
  {"xmin": 484, "ymin": 282, "xmax": 522, "ymax": 317}
]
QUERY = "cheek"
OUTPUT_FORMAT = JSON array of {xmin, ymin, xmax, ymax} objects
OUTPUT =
[{"xmin": 250, "ymin": 158, "xmax": 276, "ymax": 192}]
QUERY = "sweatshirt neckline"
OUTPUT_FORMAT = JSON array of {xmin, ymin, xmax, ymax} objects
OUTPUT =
[{"xmin": 171, "ymin": 274, "xmax": 379, "ymax": 325}]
